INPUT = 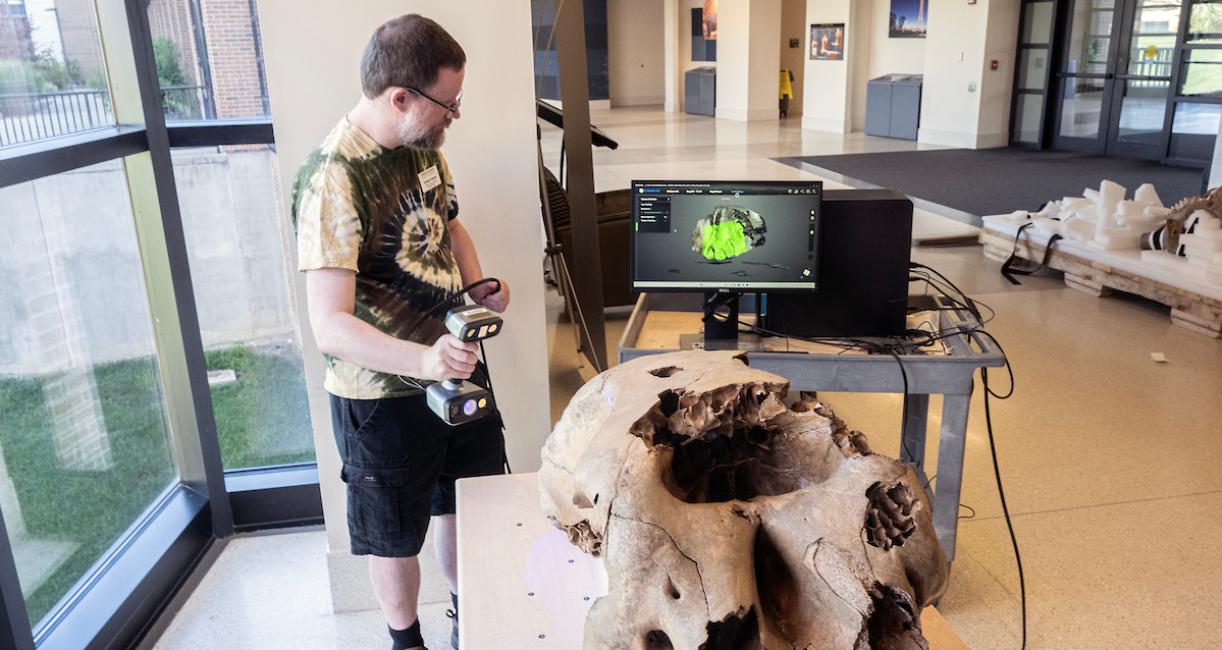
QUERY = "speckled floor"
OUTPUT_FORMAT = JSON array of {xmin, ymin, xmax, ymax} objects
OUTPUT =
[{"xmin": 150, "ymin": 107, "xmax": 1222, "ymax": 649}]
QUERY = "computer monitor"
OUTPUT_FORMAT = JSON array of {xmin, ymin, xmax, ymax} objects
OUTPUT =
[{"xmin": 630, "ymin": 180, "xmax": 822, "ymax": 293}]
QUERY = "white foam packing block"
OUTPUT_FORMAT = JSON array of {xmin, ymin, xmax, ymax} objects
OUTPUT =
[
  {"xmin": 1182, "ymin": 239, "xmax": 1222, "ymax": 255},
  {"xmin": 1064, "ymin": 220, "xmax": 1095, "ymax": 241},
  {"xmin": 1185, "ymin": 249, "xmax": 1222, "ymax": 266},
  {"xmin": 1134, "ymin": 183, "xmax": 1163, "ymax": 208},
  {"xmin": 1032, "ymin": 220, "xmax": 1063, "ymax": 237},
  {"xmin": 982, "ymin": 214, "xmax": 1222, "ymax": 301},
  {"xmin": 1124, "ymin": 217, "xmax": 1164, "ymax": 232}
]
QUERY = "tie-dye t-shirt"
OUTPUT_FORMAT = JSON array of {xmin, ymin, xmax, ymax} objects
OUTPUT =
[{"xmin": 292, "ymin": 118, "xmax": 463, "ymax": 399}]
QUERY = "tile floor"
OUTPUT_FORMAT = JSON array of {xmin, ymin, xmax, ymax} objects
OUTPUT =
[{"xmin": 150, "ymin": 107, "xmax": 1222, "ymax": 649}]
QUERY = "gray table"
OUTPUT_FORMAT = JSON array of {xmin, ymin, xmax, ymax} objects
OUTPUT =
[{"xmin": 617, "ymin": 293, "xmax": 1006, "ymax": 563}]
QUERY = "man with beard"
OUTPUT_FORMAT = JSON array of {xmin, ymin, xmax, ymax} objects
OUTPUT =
[{"xmin": 291, "ymin": 14, "xmax": 510, "ymax": 650}]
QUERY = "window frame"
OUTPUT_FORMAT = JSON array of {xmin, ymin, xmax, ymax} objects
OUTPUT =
[{"xmin": 0, "ymin": 1, "xmax": 319, "ymax": 648}]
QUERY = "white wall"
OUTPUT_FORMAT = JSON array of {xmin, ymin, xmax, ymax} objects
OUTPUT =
[
  {"xmin": 801, "ymin": 0, "xmax": 854, "ymax": 133},
  {"xmin": 717, "ymin": 0, "xmax": 781, "ymax": 122},
  {"xmin": 608, "ymin": 0, "xmax": 665, "ymax": 106},
  {"xmin": 259, "ymin": 0, "xmax": 549, "ymax": 611},
  {"xmin": 918, "ymin": 0, "xmax": 1018, "ymax": 148},
  {"xmin": 779, "ymin": 0, "xmax": 805, "ymax": 117},
  {"xmin": 978, "ymin": 0, "xmax": 1021, "ymax": 147},
  {"xmin": 664, "ymin": 0, "xmax": 718, "ymax": 113}
]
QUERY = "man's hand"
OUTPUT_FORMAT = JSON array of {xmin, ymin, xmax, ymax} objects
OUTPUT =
[
  {"xmin": 419, "ymin": 335, "xmax": 479, "ymax": 381},
  {"xmin": 470, "ymin": 278, "xmax": 511, "ymax": 313}
]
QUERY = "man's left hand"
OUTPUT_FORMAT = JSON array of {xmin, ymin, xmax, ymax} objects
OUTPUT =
[{"xmin": 472, "ymin": 278, "xmax": 510, "ymax": 313}]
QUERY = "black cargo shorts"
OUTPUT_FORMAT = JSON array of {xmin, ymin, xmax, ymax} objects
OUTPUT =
[{"xmin": 329, "ymin": 374, "xmax": 506, "ymax": 557}]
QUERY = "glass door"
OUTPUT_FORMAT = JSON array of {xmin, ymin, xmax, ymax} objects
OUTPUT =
[
  {"xmin": 1054, "ymin": 0, "xmax": 1187, "ymax": 158},
  {"xmin": 1106, "ymin": 0, "xmax": 1184, "ymax": 157},
  {"xmin": 1012, "ymin": 1, "xmax": 1059, "ymax": 146},
  {"xmin": 1056, "ymin": 0, "xmax": 1121, "ymax": 151}
]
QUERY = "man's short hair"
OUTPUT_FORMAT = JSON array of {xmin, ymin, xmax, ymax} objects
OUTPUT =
[{"xmin": 361, "ymin": 14, "xmax": 466, "ymax": 98}]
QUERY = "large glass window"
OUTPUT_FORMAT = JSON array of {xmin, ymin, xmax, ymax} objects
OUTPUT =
[
  {"xmin": 0, "ymin": 160, "xmax": 178, "ymax": 625},
  {"xmin": 0, "ymin": 0, "xmax": 112, "ymax": 147},
  {"xmin": 1180, "ymin": 46, "xmax": 1222, "ymax": 95},
  {"xmin": 171, "ymin": 144, "xmax": 314, "ymax": 469},
  {"xmin": 0, "ymin": 0, "xmax": 317, "ymax": 645},
  {"xmin": 1170, "ymin": 100, "xmax": 1222, "ymax": 157},
  {"xmin": 146, "ymin": 0, "xmax": 271, "ymax": 121}
]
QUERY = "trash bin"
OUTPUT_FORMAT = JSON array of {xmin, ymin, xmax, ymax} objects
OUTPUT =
[
  {"xmin": 685, "ymin": 66, "xmax": 716, "ymax": 117},
  {"xmin": 866, "ymin": 74, "xmax": 923, "ymax": 140}
]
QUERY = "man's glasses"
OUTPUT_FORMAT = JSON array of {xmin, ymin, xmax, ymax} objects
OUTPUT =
[{"xmin": 406, "ymin": 86, "xmax": 462, "ymax": 115}]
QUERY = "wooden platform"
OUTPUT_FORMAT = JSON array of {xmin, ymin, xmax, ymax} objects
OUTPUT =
[
  {"xmin": 456, "ymin": 473, "xmax": 969, "ymax": 649},
  {"xmin": 980, "ymin": 218, "xmax": 1222, "ymax": 338}
]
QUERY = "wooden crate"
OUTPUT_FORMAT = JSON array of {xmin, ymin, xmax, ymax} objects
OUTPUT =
[{"xmin": 980, "ymin": 226, "xmax": 1222, "ymax": 338}]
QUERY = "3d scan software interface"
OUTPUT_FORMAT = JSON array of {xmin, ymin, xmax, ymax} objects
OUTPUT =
[{"xmin": 632, "ymin": 180, "xmax": 821, "ymax": 291}]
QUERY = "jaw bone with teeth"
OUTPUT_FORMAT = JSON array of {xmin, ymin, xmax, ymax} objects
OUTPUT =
[{"xmin": 540, "ymin": 351, "xmax": 948, "ymax": 650}]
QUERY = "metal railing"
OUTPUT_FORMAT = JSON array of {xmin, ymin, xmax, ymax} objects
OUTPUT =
[
  {"xmin": 160, "ymin": 84, "xmax": 212, "ymax": 121},
  {"xmin": 0, "ymin": 89, "xmax": 114, "ymax": 147},
  {"xmin": 0, "ymin": 85, "xmax": 214, "ymax": 147}
]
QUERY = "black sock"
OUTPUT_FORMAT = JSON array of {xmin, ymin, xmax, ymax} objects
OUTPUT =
[{"xmin": 389, "ymin": 619, "xmax": 424, "ymax": 650}]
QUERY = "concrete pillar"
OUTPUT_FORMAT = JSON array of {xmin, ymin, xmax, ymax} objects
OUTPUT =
[
  {"xmin": 1209, "ymin": 115, "xmax": 1222, "ymax": 189},
  {"xmin": 918, "ymin": 0, "xmax": 1020, "ymax": 148},
  {"xmin": 800, "ymin": 0, "xmax": 858, "ymax": 133},
  {"xmin": 715, "ymin": 0, "xmax": 781, "ymax": 122},
  {"xmin": 664, "ymin": 0, "xmax": 682, "ymax": 112},
  {"xmin": 260, "ymin": 0, "xmax": 549, "ymax": 612}
]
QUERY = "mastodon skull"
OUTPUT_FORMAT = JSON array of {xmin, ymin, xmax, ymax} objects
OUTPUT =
[{"xmin": 539, "ymin": 351, "xmax": 948, "ymax": 649}]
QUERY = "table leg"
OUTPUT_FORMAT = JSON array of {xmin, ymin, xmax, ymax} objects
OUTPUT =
[
  {"xmin": 932, "ymin": 393, "xmax": 971, "ymax": 563},
  {"xmin": 900, "ymin": 393, "xmax": 929, "ymax": 469}
]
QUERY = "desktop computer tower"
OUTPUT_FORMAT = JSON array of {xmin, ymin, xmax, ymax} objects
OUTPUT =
[{"xmin": 759, "ymin": 189, "xmax": 913, "ymax": 337}]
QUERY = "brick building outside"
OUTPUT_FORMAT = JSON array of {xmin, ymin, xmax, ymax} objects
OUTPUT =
[
  {"xmin": 0, "ymin": 0, "xmax": 34, "ymax": 61},
  {"xmin": 53, "ymin": 0, "xmax": 270, "ymax": 119}
]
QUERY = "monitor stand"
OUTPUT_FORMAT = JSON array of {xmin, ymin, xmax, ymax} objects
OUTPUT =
[{"xmin": 689, "ymin": 291, "xmax": 741, "ymax": 350}]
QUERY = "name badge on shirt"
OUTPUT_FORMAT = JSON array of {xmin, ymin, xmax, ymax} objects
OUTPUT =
[{"xmin": 418, "ymin": 165, "xmax": 442, "ymax": 193}]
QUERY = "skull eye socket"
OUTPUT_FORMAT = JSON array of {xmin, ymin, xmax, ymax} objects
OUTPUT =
[{"xmin": 643, "ymin": 630, "xmax": 673, "ymax": 649}]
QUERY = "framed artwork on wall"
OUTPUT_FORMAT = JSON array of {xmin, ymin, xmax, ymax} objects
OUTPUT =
[
  {"xmin": 889, "ymin": 0, "xmax": 928, "ymax": 38},
  {"xmin": 810, "ymin": 23, "xmax": 845, "ymax": 60},
  {"xmin": 692, "ymin": 0, "xmax": 718, "ymax": 62}
]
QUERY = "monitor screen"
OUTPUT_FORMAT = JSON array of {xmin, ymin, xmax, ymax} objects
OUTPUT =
[{"xmin": 630, "ymin": 180, "xmax": 822, "ymax": 292}]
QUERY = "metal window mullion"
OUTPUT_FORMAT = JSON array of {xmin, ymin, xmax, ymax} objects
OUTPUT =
[
  {"xmin": 96, "ymin": 0, "xmax": 234, "ymax": 536},
  {"xmin": 0, "ymin": 508, "xmax": 34, "ymax": 650}
]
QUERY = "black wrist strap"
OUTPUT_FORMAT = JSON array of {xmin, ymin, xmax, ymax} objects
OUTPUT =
[{"xmin": 1001, "ymin": 221, "xmax": 1063, "ymax": 286}]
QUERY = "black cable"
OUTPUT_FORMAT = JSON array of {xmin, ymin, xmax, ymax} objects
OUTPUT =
[
  {"xmin": 403, "ymin": 278, "xmax": 502, "ymax": 342},
  {"xmin": 983, "ymin": 365, "xmax": 1027, "ymax": 650},
  {"xmin": 480, "ymin": 342, "xmax": 513, "ymax": 474},
  {"xmin": 974, "ymin": 329, "xmax": 1015, "ymax": 400},
  {"xmin": 396, "ymin": 277, "xmax": 503, "ymax": 390},
  {"xmin": 910, "ymin": 261, "xmax": 982, "ymax": 321},
  {"xmin": 958, "ymin": 503, "xmax": 977, "ymax": 520}
]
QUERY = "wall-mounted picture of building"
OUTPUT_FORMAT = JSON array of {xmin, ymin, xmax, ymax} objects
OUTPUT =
[
  {"xmin": 810, "ymin": 23, "xmax": 844, "ymax": 60},
  {"xmin": 890, "ymin": 0, "xmax": 927, "ymax": 38}
]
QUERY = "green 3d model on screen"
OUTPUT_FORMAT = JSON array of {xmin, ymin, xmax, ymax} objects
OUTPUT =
[{"xmin": 690, "ymin": 205, "xmax": 768, "ymax": 261}]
